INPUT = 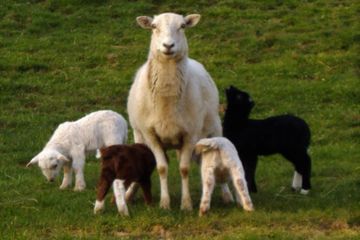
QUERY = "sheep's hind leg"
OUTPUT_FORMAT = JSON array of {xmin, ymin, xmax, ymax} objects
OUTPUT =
[
  {"xmin": 231, "ymin": 167, "xmax": 254, "ymax": 211},
  {"xmin": 199, "ymin": 167, "xmax": 215, "ymax": 216},
  {"xmin": 284, "ymin": 150, "xmax": 311, "ymax": 195},
  {"xmin": 94, "ymin": 176, "xmax": 112, "ymax": 214},
  {"xmin": 292, "ymin": 171, "xmax": 302, "ymax": 191},
  {"xmin": 59, "ymin": 163, "xmax": 72, "ymax": 189},
  {"xmin": 113, "ymin": 179, "xmax": 129, "ymax": 216},
  {"xmin": 140, "ymin": 180, "xmax": 152, "ymax": 205},
  {"xmin": 220, "ymin": 183, "xmax": 234, "ymax": 204},
  {"xmin": 125, "ymin": 182, "xmax": 139, "ymax": 202}
]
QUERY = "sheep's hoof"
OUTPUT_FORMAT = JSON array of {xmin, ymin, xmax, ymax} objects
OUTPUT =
[
  {"xmin": 199, "ymin": 207, "xmax": 208, "ymax": 217},
  {"xmin": 59, "ymin": 183, "xmax": 70, "ymax": 190},
  {"xmin": 300, "ymin": 189, "xmax": 309, "ymax": 195},
  {"xmin": 118, "ymin": 207, "xmax": 129, "ymax": 216},
  {"xmin": 160, "ymin": 198, "xmax": 171, "ymax": 210},
  {"xmin": 222, "ymin": 192, "xmax": 234, "ymax": 204},
  {"xmin": 180, "ymin": 198, "xmax": 193, "ymax": 211},
  {"xmin": 94, "ymin": 207, "xmax": 103, "ymax": 214},
  {"xmin": 94, "ymin": 200, "xmax": 104, "ymax": 214},
  {"xmin": 243, "ymin": 204, "xmax": 254, "ymax": 212},
  {"xmin": 74, "ymin": 184, "xmax": 86, "ymax": 191}
]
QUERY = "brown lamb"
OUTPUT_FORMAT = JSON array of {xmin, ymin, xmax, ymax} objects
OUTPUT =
[{"xmin": 93, "ymin": 143, "xmax": 156, "ymax": 215}]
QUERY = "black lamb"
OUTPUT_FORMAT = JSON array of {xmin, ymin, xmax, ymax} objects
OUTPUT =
[{"xmin": 223, "ymin": 85, "xmax": 312, "ymax": 194}]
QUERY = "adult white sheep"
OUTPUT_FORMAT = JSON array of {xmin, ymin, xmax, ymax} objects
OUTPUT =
[
  {"xmin": 127, "ymin": 13, "xmax": 222, "ymax": 210},
  {"xmin": 27, "ymin": 110, "xmax": 128, "ymax": 191}
]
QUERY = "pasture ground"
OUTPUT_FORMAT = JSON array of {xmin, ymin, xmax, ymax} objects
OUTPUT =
[{"xmin": 0, "ymin": 0, "xmax": 359, "ymax": 239}]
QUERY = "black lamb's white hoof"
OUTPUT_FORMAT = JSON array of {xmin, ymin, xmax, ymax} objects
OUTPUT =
[{"xmin": 300, "ymin": 189, "xmax": 310, "ymax": 195}]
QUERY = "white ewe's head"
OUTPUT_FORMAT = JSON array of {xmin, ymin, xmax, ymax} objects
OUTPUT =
[
  {"xmin": 27, "ymin": 149, "xmax": 69, "ymax": 182},
  {"xmin": 137, "ymin": 13, "xmax": 201, "ymax": 60}
]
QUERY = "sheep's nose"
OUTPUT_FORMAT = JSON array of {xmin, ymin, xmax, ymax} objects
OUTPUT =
[
  {"xmin": 49, "ymin": 178, "xmax": 54, "ymax": 182},
  {"xmin": 163, "ymin": 43, "xmax": 175, "ymax": 49}
]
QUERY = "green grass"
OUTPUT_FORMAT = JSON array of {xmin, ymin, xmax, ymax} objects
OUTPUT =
[{"xmin": 0, "ymin": 0, "xmax": 359, "ymax": 239}]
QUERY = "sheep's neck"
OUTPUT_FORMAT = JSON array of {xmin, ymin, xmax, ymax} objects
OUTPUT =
[
  {"xmin": 224, "ymin": 108, "xmax": 249, "ymax": 125},
  {"xmin": 148, "ymin": 58, "xmax": 185, "ymax": 100}
]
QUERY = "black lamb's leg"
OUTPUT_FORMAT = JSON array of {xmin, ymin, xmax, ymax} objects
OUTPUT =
[
  {"xmin": 242, "ymin": 154, "xmax": 258, "ymax": 193},
  {"xmin": 283, "ymin": 149, "xmax": 312, "ymax": 194}
]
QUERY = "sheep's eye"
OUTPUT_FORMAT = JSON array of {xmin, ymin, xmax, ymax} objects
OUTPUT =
[
  {"xmin": 151, "ymin": 23, "xmax": 156, "ymax": 29},
  {"xmin": 180, "ymin": 23, "xmax": 186, "ymax": 29}
]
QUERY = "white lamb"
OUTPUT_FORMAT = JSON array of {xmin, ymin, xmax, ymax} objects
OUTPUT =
[
  {"xmin": 27, "ymin": 110, "xmax": 128, "ymax": 191},
  {"xmin": 127, "ymin": 13, "xmax": 222, "ymax": 210},
  {"xmin": 195, "ymin": 137, "xmax": 254, "ymax": 216}
]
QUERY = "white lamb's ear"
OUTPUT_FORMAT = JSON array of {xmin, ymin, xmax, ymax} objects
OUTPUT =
[
  {"xmin": 136, "ymin": 16, "xmax": 153, "ymax": 29},
  {"xmin": 184, "ymin": 14, "xmax": 201, "ymax": 28},
  {"xmin": 26, "ymin": 156, "xmax": 39, "ymax": 168}
]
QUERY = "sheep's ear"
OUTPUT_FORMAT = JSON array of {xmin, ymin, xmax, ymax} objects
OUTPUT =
[
  {"xmin": 184, "ymin": 14, "xmax": 201, "ymax": 28},
  {"xmin": 136, "ymin": 16, "xmax": 153, "ymax": 29},
  {"xmin": 26, "ymin": 156, "xmax": 39, "ymax": 168},
  {"xmin": 58, "ymin": 154, "xmax": 70, "ymax": 162}
]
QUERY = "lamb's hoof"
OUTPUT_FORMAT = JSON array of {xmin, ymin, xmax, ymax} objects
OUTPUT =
[
  {"xmin": 160, "ymin": 198, "xmax": 170, "ymax": 210},
  {"xmin": 199, "ymin": 207, "xmax": 208, "ymax": 217},
  {"xmin": 300, "ymin": 189, "xmax": 310, "ymax": 195},
  {"xmin": 222, "ymin": 193, "xmax": 234, "ymax": 204},
  {"xmin": 94, "ymin": 200, "xmax": 104, "ymax": 214},
  {"xmin": 243, "ymin": 204, "xmax": 254, "ymax": 212},
  {"xmin": 118, "ymin": 207, "xmax": 129, "ymax": 216},
  {"xmin": 181, "ymin": 198, "xmax": 193, "ymax": 211},
  {"xmin": 59, "ymin": 184, "xmax": 69, "ymax": 190},
  {"xmin": 74, "ymin": 184, "xmax": 86, "ymax": 192}
]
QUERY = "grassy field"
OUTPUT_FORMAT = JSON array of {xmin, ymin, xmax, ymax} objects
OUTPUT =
[{"xmin": 0, "ymin": 0, "xmax": 359, "ymax": 239}]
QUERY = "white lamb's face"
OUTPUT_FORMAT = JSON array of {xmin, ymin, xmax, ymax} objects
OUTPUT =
[
  {"xmin": 136, "ymin": 13, "xmax": 201, "ymax": 60},
  {"xmin": 36, "ymin": 151, "xmax": 65, "ymax": 182}
]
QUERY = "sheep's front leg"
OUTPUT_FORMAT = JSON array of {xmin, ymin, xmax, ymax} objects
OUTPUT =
[
  {"xmin": 59, "ymin": 163, "xmax": 72, "ymax": 189},
  {"xmin": 179, "ymin": 143, "xmax": 194, "ymax": 211},
  {"xmin": 230, "ymin": 167, "xmax": 254, "ymax": 211},
  {"xmin": 72, "ymin": 152, "xmax": 86, "ymax": 191},
  {"xmin": 113, "ymin": 179, "xmax": 129, "ymax": 216},
  {"xmin": 141, "ymin": 132, "xmax": 170, "ymax": 209},
  {"xmin": 199, "ymin": 166, "xmax": 215, "ymax": 216}
]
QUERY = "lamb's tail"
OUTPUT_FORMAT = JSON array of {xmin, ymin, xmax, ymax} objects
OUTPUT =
[{"xmin": 195, "ymin": 138, "xmax": 222, "ymax": 155}]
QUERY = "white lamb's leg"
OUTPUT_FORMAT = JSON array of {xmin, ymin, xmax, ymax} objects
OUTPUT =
[
  {"xmin": 292, "ymin": 171, "xmax": 302, "ymax": 191},
  {"xmin": 199, "ymin": 166, "xmax": 215, "ymax": 217},
  {"xmin": 72, "ymin": 152, "xmax": 86, "ymax": 191},
  {"xmin": 220, "ymin": 183, "xmax": 234, "ymax": 204},
  {"xmin": 179, "ymin": 143, "xmax": 194, "ymax": 211},
  {"xmin": 59, "ymin": 164, "xmax": 72, "ymax": 189},
  {"xmin": 125, "ymin": 182, "xmax": 139, "ymax": 202},
  {"xmin": 230, "ymin": 167, "xmax": 254, "ymax": 211},
  {"xmin": 113, "ymin": 179, "xmax": 129, "ymax": 216}
]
